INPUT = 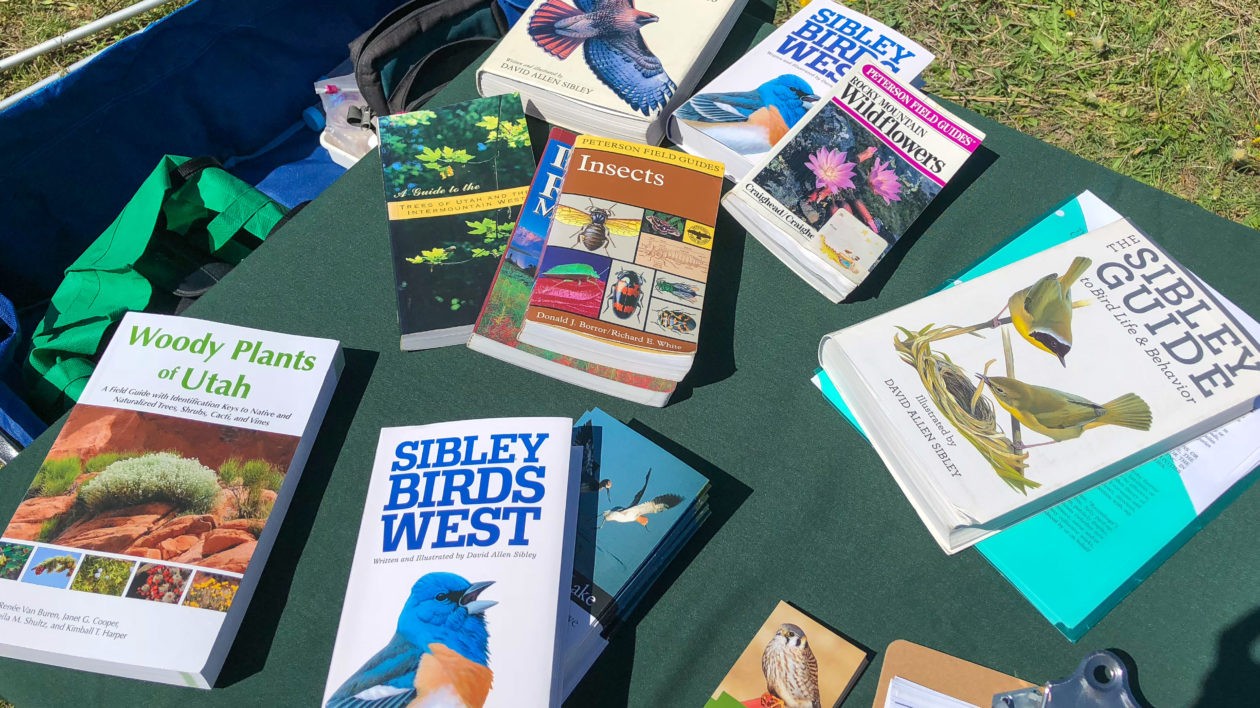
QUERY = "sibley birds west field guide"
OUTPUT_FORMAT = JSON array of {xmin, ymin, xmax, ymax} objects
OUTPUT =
[
  {"xmin": 476, "ymin": 0, "xmax": 748, "ymax": 144},
  {"xmin": 670, "ymin": 0, "xmax": 934, "ymax": 181},
  {"xmin": 819, "ymin": 219, "xmax": 1260, "ymax": 554},
  {"xmin": 0, "ymin": 312, "xmax": 342, "ymax": 687},
  {"xmin": 724, "ymin": 57, "xmax": 984, "ymax": 303},
  {"xmin": 322, "ymin": 417, "xmax": 580, "ymax": 708}
]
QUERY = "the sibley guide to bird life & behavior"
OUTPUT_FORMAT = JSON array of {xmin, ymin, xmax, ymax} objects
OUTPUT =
[
  {"xmin": 669, "ymin": 0, "xmax": 934, "ymax": 182},
  {"xmin": 322, "ymin": 417, "xmax": 581, "ymax": 708},
  {"xmin": 819, "ymin": 219, "xmax": 1260, "ymax": 554}
]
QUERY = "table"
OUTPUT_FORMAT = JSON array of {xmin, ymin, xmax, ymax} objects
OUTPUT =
[{"xmin": 2, "ymin": 9, "xmax": 1259, "ymax": 707}]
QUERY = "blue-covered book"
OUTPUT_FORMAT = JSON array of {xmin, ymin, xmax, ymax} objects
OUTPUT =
[
  {"xmin": 561, "ymin": 408, "xmax": 709, "ymax": 694},
  {"xmin": 812, "ymin": 191, "xmax": 1260, "ymax": 639}
]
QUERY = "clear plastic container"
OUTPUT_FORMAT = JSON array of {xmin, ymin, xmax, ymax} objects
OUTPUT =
[{"xmin": 315, "ymin": 74, "xmax": 377, "ymax": 167}]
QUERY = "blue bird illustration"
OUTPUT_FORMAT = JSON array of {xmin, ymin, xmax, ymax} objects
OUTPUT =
[
  {"xmin": 528, "ymin": 0, "xmax": 676, "ymax": 116},
  {"xmin": 327, "ymin": 573, "xmax": 496, "ymax": 708},
  {"xmin": 674, "ymin": 75, "xmax": 820, "ymax": 154}
]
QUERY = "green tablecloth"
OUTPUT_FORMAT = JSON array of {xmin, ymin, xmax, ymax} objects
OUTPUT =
[{"xmin": 3, "ymin": 10, "xmax": 1258, "ymax": 707}]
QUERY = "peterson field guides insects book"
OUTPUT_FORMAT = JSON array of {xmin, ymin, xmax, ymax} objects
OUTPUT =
[
  {"xmin": 379, "ymin": 94, "xmax": 537, "ymax": 350},
  {"xmin": 724, "ymin": 57, "xmax": 984, "ymax": 303},
  {"xmin": 669, "ymin": 0, "xmax": 933, "ymax": 181},
  {"xmin": 0, "ymin": 311, "xmax": 341, "ymax": 687},
  {"xmin": 322, "ymin": 417, "xmax": 580, "ymax": 708},
  {"xmin": 515, "ymin": 135, "xmax": 725, "ymax": 382},
  {"xmin": 476, "ymin": 0, "xmax": 748, "ymax": 145},
  {"xmin": 818, "ymin": 219, "xmax": 1260, "ymax": 554},
  {"xmin": 468, "ymin": 128, "xmax": 677, "ymax": 406}
]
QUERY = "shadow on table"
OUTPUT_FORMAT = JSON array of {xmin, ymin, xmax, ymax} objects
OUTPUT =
[
  {"xmin": 565, "ymin": 421, "xmax": 753, "ymax": 706},
  {"xmin": 215, "ymin": 347, "xmax": 379, "ymax": 687},
  {"xmin": 670, "ymin": 204, "xmax": 748, "ymax": 405},
  {"xmin": 1190, "ymin": 605, "xmax": 1260, "ymax": 707},
  {"xmin": 846, "ymin": 144, "xmax": 999, "ymax": 303}
]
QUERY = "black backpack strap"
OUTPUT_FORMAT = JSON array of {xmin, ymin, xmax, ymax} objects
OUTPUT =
[
  {"xmin": 388, "ymin": 36, "xmax": 502, "ymax": 113},
  {"xmin": 351, "ymin": 0, "xmax": 505, "ymax": 116}
]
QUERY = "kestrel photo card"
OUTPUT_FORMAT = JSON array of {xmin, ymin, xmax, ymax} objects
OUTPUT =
[{"xmin": 705, "ymin": 601, "xmax": 869, "ymax": 708}]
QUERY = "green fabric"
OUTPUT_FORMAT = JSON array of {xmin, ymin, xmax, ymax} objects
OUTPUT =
[
  {"xmin": 2, "ymin": 12, "xmax": 1258, "ymax": 708},
  {"xmin": 24, "ymin": 155, "xmax": 286, "ymax": 417}
]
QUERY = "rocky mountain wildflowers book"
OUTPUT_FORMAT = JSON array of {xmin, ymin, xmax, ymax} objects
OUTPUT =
[
  {"xmin": 670, "ymin": 0, "xmax": 933, "ymax": 181},
  {"xmin": 0, "ymin": 312, "xmax": 341, "ymax": 687},
  {"xmin": 724, "ymin": 57, "xmax": 984, "ymax": 302},
  {"xmin": 322, "ymin": 417, "xmax": 579, "ymax": 708}
]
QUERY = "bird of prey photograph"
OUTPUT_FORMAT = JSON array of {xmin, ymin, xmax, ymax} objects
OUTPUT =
[
  {"xmin": 761, "ymin": 623, "xmax": 822, "ymax": 708},
  {"xmin": 528, "ymin": 0, "xmax": 677, "ymax": 115},
  {"xmin": 599, "ymin": 468, "xmax": 683, "ymax": 528}
]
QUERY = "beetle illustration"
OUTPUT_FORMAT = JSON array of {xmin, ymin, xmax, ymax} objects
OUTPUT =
[
  {"xmin": 644, "ymin": 213, "xmax": 682, "ymax": 238},
  {"xmin": 603, "ymin": 269, "xmax": 645, "ymax": 321},
  {"xmin": 654, "ymin": 278, "xmax": 699, "ymax": 303},
  {"xmin": 655, "ymin": 309, "xmax": 697, "ymax": 335},
  {"xmin": 553, "ymin": 198, "xmax": 641, "ymax": 255}
]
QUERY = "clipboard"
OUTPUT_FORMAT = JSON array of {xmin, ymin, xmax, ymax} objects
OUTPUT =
[{"xmin": 871, "ymin": 640, "xmax": 1035, "ymax": 708}]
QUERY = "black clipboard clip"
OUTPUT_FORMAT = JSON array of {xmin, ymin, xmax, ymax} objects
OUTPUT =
[{"xmin": 992, "ymin": 651, "xmax": 1143, "ymax": 708}]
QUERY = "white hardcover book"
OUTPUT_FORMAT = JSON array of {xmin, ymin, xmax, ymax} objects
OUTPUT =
[
  {"xmin": 819, "ymin": 219, "xmax": 1260, "ymax": 553},
  {"xmin": 725, "ymin": 57, "xmax": 983, "ymax": 302},
  {"xmin": 0, "ymin": 312, "xmax": 341, "ymax": 687},
  {"xmin": 669, "ymin": 0, "xmax": 934, "ymax": 181},
  {"xmin": 323, "ymin": 417, "xmax": 579, "ymax": 708},
  {"xmin": 476, "ymin": 0, "xmax": 748, "ymax": 144}
]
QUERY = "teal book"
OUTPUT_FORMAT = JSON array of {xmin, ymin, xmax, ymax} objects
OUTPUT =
[
  {"xmin": 378, "ymin": 94, "xmax": 536, "ymax": 350},
  {"xmin": 813, "ymin": 191, "xmax": 1260, "ymax": 640}
]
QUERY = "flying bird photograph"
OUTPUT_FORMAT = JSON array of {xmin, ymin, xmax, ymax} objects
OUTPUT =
[
  {"xmin": 599, "ymin": 468, "xmax": 683, "ymax": 528},
  {"xmin": 528, "ymin": 0, "xmax": 677, "ymax": 115}
]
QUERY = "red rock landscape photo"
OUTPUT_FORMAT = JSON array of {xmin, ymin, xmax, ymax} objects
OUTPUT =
[{"xmin": 3, "ymin": 405, "xmax": 299, "ymax": 574}]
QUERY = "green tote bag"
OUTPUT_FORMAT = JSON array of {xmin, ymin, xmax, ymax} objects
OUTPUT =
[{"xmin": 26, "ymin": 155, "xmax": 288, "ymax": 417}]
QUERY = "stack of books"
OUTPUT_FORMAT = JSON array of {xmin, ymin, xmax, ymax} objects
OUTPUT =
[
  {"xmin": 559, "ymin": 408, "xmax": 709, "ymax": 695},
  {"xmin": 318, "ymin": 409, "xmax": 707, "ymax": 705},
  {"xmin": 477, "ymin": 0, "xmax": 749, "ymax": 144},
  {"xmin": 670, "ymin": 0, "xmax": 935, "ymax": 181},
  {"xmin": 468, "ymin": 128, "xmax": 725, "ymax": 404},
  {"xmin": 813, "ymin": 192, "xmax": 1260, "ymax": 636}
]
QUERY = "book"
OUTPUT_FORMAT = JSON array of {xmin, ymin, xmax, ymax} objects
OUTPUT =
[
  {"xmin": 322, "ymin": 417, "xmax": 579, "ymax": 708},
  {"xmin": 379, "ymin": 95, "xmax": 537, "ymax": 350},
  {"xmin": 703, "ymin": 601, "xmax": 867, "ymax": 708},
  {"xmin": 476, "ymin": 0, "xmax": 748, "ymax": 145},
  {"xmin": 0, "ymin": 312, "xmax": 342, "ymax": 687},
  {"xmin": 723, "ymin": 57, "xmax": 984, "ymax": 303},
  {"xmin": 669, "ymin": 1, "xmax": 934, "ymax": 181},
  {"xmin": 561, "ymin": 409, "xmax": 709, "ymax": 696},
  {"xmin": 468, "ymin": 127, "xmax": 677, "ymax": 406},
  {"xmin": 515, "ymin": 136, "xmax": 725, "ymax": 382},
  {"xmin": 817, "ymin": 218, "xmax": 1260, "ymax": 553},
  {"xmin": 813, "ymin": 193, "xmax": 1260, "ymax": 640}
]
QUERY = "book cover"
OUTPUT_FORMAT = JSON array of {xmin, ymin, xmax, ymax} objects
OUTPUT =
[
  {"xmin": 0, "ymin": 312, "xmax": 341, "ymax": 687},
  {"xmin": 379, "ymin": 95, "xmax": 537, "ymax": 349},
  {"xmin": 724, "ymin": 58, "xmax": 984, "ymax": 302},
  {"xmin": 818, "ymin": 219, "xmax": 1260, "ymax": 553},
  {"xmin": 563, "ymin": 409, "xmax": 708, "ymax": 676},
  {"xmin": 670, "ymin": 0, "xmax": 934, "ymax": 180},
  {"xmin": 515, "ymin": 136, "xmax": 724, "ymax": 374},
  {"xmin": 322, "ymin": 417, "xmax": 578, "ymax": 708},
  {"xmin": 478, "ymin": 0, "xmax": 746, "ymax": 124},
  {"xmin": 703, "ymin": 601, "xmax": 868, "ymax": 708},
  {"xmin": 468, "ymin": 128, "xmax": 676, "ymax": 404},
  {"xmin": 813, "ymin": 193, "xmax": 1260, "ymax": 641}
]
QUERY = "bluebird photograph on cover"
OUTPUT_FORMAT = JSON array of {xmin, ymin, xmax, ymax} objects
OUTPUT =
[{"xmin": 573, "ymin": 409, "xmax": 707, "ymax": 596}]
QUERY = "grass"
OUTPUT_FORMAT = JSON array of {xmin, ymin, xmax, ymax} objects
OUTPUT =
[
  {"xmin": 3, "ymin": 0, "xmax": 1256, "ymax": 226},
  {"xmin": 780, "ymin": 0, "xmax": 1260, "ymax": 228}
]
